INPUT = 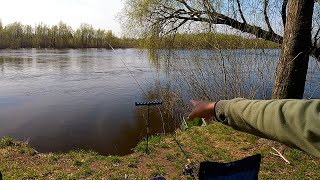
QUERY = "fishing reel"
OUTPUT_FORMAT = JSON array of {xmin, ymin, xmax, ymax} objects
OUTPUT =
[
  {"xmin": 183, "ymin": 163, "xmax": 194, "ymax": 176},
  {"xmin": 183, "ymin": 159, "xmax": 195, "ymax": 177}
]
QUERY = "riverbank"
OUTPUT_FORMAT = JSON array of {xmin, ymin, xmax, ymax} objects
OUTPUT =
[{"xmin": 1, "ymin": 123, "xmax": 319, "ymax": 179}]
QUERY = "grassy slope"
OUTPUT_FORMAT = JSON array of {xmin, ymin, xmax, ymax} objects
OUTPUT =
[{"xmin": 0, "ymin": 123, "xmax": 319, "ymax": 179}]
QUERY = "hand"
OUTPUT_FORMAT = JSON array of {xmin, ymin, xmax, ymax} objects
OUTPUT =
[{"xmin": 188, "ymin": 100, "xmax": 215, "ymax": 121}]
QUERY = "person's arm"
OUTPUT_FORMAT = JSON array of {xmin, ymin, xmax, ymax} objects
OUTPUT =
[{"xmin": 189, "ymin": 99, "xmax": 320, "ymax": 157}]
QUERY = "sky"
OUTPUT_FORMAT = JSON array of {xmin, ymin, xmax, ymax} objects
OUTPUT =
[{"xmin": 0, "ymin": 0, "xmax": 124, "ymax": 36}]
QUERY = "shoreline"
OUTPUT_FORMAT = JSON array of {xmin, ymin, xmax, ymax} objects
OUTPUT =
[{"xmin": 1, "ymin": 123, "xmax": 319, "ymax": 179}]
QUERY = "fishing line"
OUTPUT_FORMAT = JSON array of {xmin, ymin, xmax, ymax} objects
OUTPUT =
[
  {"xmin": 107, "ymin": 43, "xmax": 168, "ymax": 132},
  {"xmin": 107, "ymin": 42, "xmax": 147, "ymax": 96},
  {"xmin": 119, "ymin": 56, "xmax": 148, "ymax": 97},
  {"xmin": 107, "ymin": 43, "xmax": 168, "ymax": 147},
  {"xmin": 108, "ymin": 43, "xmax": 195, "ymax": 177}
]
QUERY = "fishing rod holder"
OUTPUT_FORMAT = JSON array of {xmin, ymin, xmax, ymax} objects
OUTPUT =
[
  {"xmin": 135, "ymin": 100, "xmax": 163, "ymax": 154},
  {"xmin": 135, "ymin": 101, "xmax": 163, "ymax": 106}
]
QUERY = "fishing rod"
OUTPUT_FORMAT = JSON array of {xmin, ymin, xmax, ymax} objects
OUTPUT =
[
  {"xmin": 171, "ymin": 132, "xmax": 195, "ymax": 177},
  {"xmin": 107, "ymin": 43, "xmax": 263, "ymax": 179},
  {"xmin": 178, "ymin": 117, "xmax": 208, "ymax": 177},
  {"xmin": 136, "ymin": 101, "xmax": 198, "ymax": 177},
  {"xmin": 107, "ymin": 42, "xmax": 197, "ymax": 177},
  {"xmin": 106, "ymin": 42, "xmax": 164, "ymax": 154}
]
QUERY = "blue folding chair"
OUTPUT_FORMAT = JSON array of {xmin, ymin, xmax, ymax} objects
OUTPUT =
[{"xmin": 199, "ymin": 154, "xmax": 261, "ymax": 180}]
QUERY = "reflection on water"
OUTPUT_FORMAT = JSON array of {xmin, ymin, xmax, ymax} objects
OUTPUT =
[{"xmin": 0, "ymin": 48, "xmax": 319, "ymax": 155}]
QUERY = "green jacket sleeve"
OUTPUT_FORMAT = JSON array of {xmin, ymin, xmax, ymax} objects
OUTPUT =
[{"xmin": 214, "ymin": 98, "xmax": 320, "ymax": 157}]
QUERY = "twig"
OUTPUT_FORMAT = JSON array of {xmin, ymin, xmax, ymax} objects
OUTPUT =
[
  {"xmin": 264, "ymin": 0, "xmax": 274, "ymax": 33},
  {"xmin": 313, "ymin": 27, "xmax": 320, "ymax": 48},
  {"xmin": 271, "ymin": 147, "xmax": 291, "ymax": 164},
  {"xmin": 281, "ymin": 0, "xmax": 288, "ymax": 28},
  {"xmin": 236, "ymin": 0, "xmax": 247, "ymax": 24}
]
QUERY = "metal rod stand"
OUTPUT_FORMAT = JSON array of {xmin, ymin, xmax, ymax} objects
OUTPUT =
[{"xmin": 135, "ymin": 100, "xmax": 162, "ymax": 155}]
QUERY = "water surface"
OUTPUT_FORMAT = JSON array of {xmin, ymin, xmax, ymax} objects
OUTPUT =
[
  {"xmin": 0, "ymin": 49, "xmax": 162, "ymax": 155},
  {"xmin": 0, "ymin": 48, "xmax": 319, "ymax": 155}
]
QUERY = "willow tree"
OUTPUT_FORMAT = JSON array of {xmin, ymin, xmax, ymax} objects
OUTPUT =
[{"xmin": 123, "ymin": 0, "xmax": 320, "ymax": 99}]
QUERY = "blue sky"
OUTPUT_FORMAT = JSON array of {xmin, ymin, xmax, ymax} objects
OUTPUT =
[{"xmin": 0, "ymin": 0, "xmax": 124, "ymax": 35}]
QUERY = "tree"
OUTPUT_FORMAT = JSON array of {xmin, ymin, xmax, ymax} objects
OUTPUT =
[
  {"xmin": 22, "ymin": 25, "xmax": 33, "ymax": 48},
  {"xmin": 78, "ymin": 23, "xmax": 94, "ymax": 48},
  {"xmin": 105, "ymin": 30, "xmax": 116, "ymax": 48},
  {"xmin": 74, "ymin": 29, "xmax": 83, "ymax": 48},
  {"xmin": 272, "ymin": 1, "xmax": 315, "ymax": 98},
  {"xmin": 34, "ymin": 23, "xmax": 50, "ymax": 48},
  {"xmin": 123, "ymin": 0, "xmax": 320, "ymax": 99},
  {"xmin": 0, "ymin": 20, "xmax": 4, "ymax": 49},
  {"xmin": 0, "ymin": 21, "xmax": 128, "ymax": 49},
  {"xmin": 49, "ymin": 25, "xmax": 59, "ymax": 48},
  {"xmin": 55, "ymin": 21, "xmax": 73, "ymax": 48},
  {"xmin": 96, "ymin": 29, "xmax": 106, "ymax": 48},
  {"xmin": 5, "ymin": 22, "xmax": 24, "ymax": 48}
]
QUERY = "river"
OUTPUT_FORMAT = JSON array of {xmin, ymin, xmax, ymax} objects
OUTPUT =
[{"xmin": 0, "ymin": 48, "xmax": 319, "ymax": 155}]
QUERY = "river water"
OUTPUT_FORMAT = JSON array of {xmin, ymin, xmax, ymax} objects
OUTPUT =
[{"xmin": 0, "ymin": 48, "xmax": 319, "ymax": 155}]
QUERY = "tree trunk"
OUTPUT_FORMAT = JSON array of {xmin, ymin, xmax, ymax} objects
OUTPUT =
[{"xmin": 272, "ymin": 0, "xmax": 314, "ymax": 99}]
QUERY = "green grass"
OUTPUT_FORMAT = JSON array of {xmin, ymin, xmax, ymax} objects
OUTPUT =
[
  {"xmin": 0, "ymin": 124, "xmax": 319, "ymax": 179},
  {"xmin": 108, "ymin": 155, "xmax": 122, "ymax": 164},
  {"xmin": 165, "ymin": 153, "xmax": 176, "ymax": 161},
  {"xmin": 134, "ymin": 135, "xmax": 168, "ymax": 153},
  {"xmin": 0, "ymin": 137, "xmax": 14, "ymax": 147},
  {"xmin": 18, "ymin": 147, "xmax": 36, "ymax": 156},
  {"xmin": 150, "ymin": 164, "xmax": 166, "ymax": 177},
  {"xmin": 127, "ymin": 156, "xmax": 139, "ymax": 168}
]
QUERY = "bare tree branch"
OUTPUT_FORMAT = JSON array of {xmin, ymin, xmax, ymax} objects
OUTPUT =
[
  {"xmin": 311, "ymin": 47, "xmax": 320, "ymax": 61},
  {"xmin": 314, "ymin": 27, "xmax": 320, "ymax": 46},
  {"xmin": 311, "ymin": 34, "xmax": 320, "ymax": 61},
  {"xmin": 151, "ymin": 0, "xmax": 284, "ymax": 43},
  {"xmin": 215, "ymin": 12, "xmax": 282, "ymax": 43},
  {"xmin": 178, "ymin": 0, "xmax": 195, "ymax": 12},
  {"xmin": 202, "ymin": 0, "xmax": 218, "ymax": 23},
  {"xmin": 264, "ymin": 0, "xmax": 274, "ymax": 33},
  {"xmin": 311, "ymin": 27, "xmax": 320, "ymax": 61},
  {"xmin": 165, "ymin": 19, "xmax": 188, "ymax": 35},
  {"xmin": 173, "ymin": 13, "xmax": 282, "ymax": 43},
  {"xmin": 282, "ymin": 0, "xmax": 288, "ymax": 28},
  {"xmin": 236, "ymin": 0, "xmax": 247, "ymax": 24}
]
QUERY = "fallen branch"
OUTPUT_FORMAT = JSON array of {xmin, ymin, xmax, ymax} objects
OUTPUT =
[{"xmin": 271, "ymin": 147, "xmax": 291, "ymax": 164}]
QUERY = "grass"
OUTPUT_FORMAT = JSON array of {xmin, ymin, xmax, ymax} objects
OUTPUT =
[
  {"xmin": 0, "ymin": 123, "xmax": 319, "ymax": 179},
  {"xmin": 0, "ymin": 137, "xmax": 14, "ymax": 147}
]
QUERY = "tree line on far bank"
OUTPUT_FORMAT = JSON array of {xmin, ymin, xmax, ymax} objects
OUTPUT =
[
  {"xmin": 0, "ymin": 21, "xmax": 136, "ymax": 49},
  {"xmin": 0, "ymin": 21, "xmax": 279, "ymax": 50}
]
